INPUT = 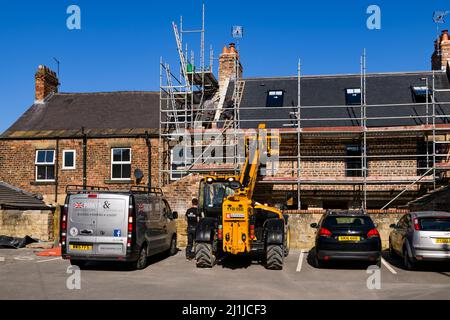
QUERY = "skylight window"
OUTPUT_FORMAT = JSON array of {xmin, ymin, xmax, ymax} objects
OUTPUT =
[
  {"xmin": 412, "ymin": 86, "xmax": 432, "ymax": 103},
  {"xmin": 345, "ymin": 88, "xmax": 361, "ymax": 105},
  {"xmin": 266, "ymin": 90, "xmax": 284, "ymax": 107}
]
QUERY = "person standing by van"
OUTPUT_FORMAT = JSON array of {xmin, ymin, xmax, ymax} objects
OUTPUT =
[{"xmin": 185, "ymin": 198, "xmax": 200, "ymax": 259}]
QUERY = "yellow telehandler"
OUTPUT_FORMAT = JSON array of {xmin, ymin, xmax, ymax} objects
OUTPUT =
[{"xmin": 194, "ymin": 124, "xmax": 290, "ymax": 269}]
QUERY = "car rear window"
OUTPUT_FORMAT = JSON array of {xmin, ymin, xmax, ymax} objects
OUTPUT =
[
  {"xmin": 419, "ymin": 217, "xmax": 450, "ymax": 231},
  {"xmin": 323, "ymin": 216, "xmax": 375, "ymax": 228}
]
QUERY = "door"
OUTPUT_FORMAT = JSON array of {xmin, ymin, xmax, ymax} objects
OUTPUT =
[
  {"xmin": 67, "ymin": 195, "xmax": 98, "ymax": 256},
  {"xmin": 393, "ymin": 215, "xmax": 409, "ymax": 253},
  {"xmin": 161, "ymin": 199, "xmax": 174, "ymax": 249},
  {"xmin": 148, "ymin": 197, "xmax": 165, "ymax": 254},
  {"xmin": 95, "ymin": 194, "xmax": 128, "ymax": 256}
]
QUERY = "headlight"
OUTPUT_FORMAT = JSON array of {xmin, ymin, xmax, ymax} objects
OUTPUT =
[
  {"xmin": 206, "ymin": 177, "xmax": 214, "ymax": 183},
  {"xmin": 227, "ymin": 177, "xmax": 235, "ymax": 182}
]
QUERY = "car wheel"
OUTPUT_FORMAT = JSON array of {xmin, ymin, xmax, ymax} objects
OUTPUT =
[
  {"xmin": 314, "ymin": 250, "xmax": 323, "ymax": 268},
  {"xmin": 168, "ymin": 235, "xmax": 177, "ymax": 256},
  {"xmin": 389, "ymin": 239, "xmax": 396, "ymax": 257},
  {"xmin": 403, "ymin": 246, "xmax": 415, "ymax": 271},
  {"xmin": 135, "ymin": 244, "xmax": 148, "ymax": 270}
]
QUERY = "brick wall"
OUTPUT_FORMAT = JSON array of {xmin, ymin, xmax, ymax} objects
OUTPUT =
[{"xmin": 0, "ymin": 137, "xmax": 159, "ymax": 205}]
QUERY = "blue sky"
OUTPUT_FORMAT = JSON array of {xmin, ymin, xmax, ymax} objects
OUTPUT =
[{"xmin": 0, "ymin": 0, "xmax": 449, "ymax": 132}]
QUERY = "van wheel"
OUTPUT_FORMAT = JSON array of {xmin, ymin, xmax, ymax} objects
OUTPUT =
[
  {"xmin": 265, "ymin": 244, "xmax": 284, "ymax": 270},
  {"xmin": 70, "ymin": 260, "xmax": 86, "ymax": 268},
  {"xmin": 134, "ymin": 245, "xmax": 148, "ymax": 270},
  {"xmin": 195, "ymin": 243, "xmax": 215, "ymax": 268},
  {"xmin": 168, "ymin": 235, "xmax": 177, "ymax": 256}
]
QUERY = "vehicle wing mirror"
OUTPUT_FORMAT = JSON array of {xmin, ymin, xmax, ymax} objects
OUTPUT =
[
  {"xmin": 172, "ymin": 211, "xmax": 178, "ymax": 219},
  {"xmin": 229, "ymin": 181, "xmax": 242, "ymax": 190},
  {"xmin": 389, "ymin": 223, "xmax": 396, "ymax": 229},
  {"xmin": 310, "ymin": 223, "xmax": 318, "ymax": 228}
]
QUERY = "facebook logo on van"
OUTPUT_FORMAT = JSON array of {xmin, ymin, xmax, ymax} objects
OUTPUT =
[{"xmin": 113, "ymin": 229, "xmax": 121, "ymax": 237}]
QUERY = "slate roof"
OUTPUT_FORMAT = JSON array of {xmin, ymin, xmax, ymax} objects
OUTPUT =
[
  {"xmin": 225, "ymin": 70, "xmax": 450, "ymax": 129},
  {"xmin": 0, "ymin": 181, "xmax": 51, "ymax": 210},
  {"xmin": 1, "ymin": 91, "xmax": 160, "ymax": 138}
]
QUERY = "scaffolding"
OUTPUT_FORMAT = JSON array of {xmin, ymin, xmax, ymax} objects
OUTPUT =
[{"xmin": 159, "ymin": 8, "xmax": 450, "ymax": 210}]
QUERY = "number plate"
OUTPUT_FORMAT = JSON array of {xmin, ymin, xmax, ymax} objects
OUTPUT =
[
  {"xmin": 435, "ymin": 238, "xmax": 450, "ymax": 244},
  {"xmin": 338, "ymin": 236, "xmax": 360, "ymax": 241},
  {"xmin": 69, "ymin": 244, "xmax": 93, "ymax": 251}
]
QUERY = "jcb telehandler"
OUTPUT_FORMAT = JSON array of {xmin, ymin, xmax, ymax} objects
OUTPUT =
[{"xmin": 194, "ymin": 124, "xmax": 290, "ymax": 270}]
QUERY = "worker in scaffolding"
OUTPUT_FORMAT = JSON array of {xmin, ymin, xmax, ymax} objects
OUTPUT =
[{"xmin": 185, "ymin": 198, "xmax": 201, "ymax": 259}]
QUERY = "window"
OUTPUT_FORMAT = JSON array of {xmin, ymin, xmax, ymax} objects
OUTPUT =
[
  {"xmin": 111, "ymin": 148, "xmax": 131, "ymax": 180},
  {"xmin": 35, "ymin": 150, "xmax": 55, "ymax": 181},
  {"xmin": 345, "ymin": 145, "xmax": 363, "ymax": 177},
  {"xmin": 345, "ymin": 88, "xmax": 361, "ymax": 105},
  {"xmin": 266, "ymin": 90, "xmax": 284, "ymax": 107},
  {"xmin": 170, "ymin": 148, "xmax": 188, "ymax": 181},
  {"xmin": 62, "ymin": 150, "xmax": 76, "ymax": 169},
  {"xmin": 412, "ymin": 86, "xmax": 432, "ymax": 103}
]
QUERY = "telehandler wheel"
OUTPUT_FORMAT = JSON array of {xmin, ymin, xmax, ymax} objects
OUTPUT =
[
  {"xmin": 284, "ymin": 226, "xmax": 291, "ymax": 257},
  {"xmin": 195, "ymin": 243, "xmax": 215, "ymax": 268},
  {"xmin": 265, "ymin": 244, "xmax": 284, "ymax": 270}
]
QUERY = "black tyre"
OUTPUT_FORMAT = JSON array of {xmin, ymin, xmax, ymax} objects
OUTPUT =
[
  {"xmin": 195, "ymin": 243, "xmax": 215, "ymax": 268},
  {"xmin": 134, "ymin": 244, "xmax": 148, "ymax": 270},
  {"xmin": 284, "ymin": 227, "xmax": 290, "ymax": 257},
  {"xmin": 70, "ymin": 259, "xmax": 86, "ymax": 268},
  {"xmin": 314, "ymin": 251, "xmax": 323, "ymax": 269},
  {"xmin": 403, "ymin": 246, "xmax": 416, "ymax": 271},
  {"xmin": 168, "ymin": 234, "xmax": 177, "ymax": 256},
  {"xmin": 265, "ymin": 244, "xmax": 284, "ymax": 270},
  {"xmin": 389, "ymin": 239, "xmax": 396, "ymax": 257}
]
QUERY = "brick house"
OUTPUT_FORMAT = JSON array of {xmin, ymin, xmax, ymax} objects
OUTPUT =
[
  {"xmin": 161, "ymin": 34, "xmax": 450, "ymax": 211},
  {"xmin": 0, "ymin": 65, "xmax": 160, "ymax": 206}
]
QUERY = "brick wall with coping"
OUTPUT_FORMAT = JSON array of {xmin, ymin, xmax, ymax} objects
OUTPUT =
[{"xmin": 0, "ymin": 209, "xmax": 54, "ymax": 241}]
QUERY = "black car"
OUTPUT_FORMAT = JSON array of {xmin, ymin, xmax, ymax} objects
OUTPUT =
[{"xmin": 311, "ymin": 211, "xmax": 381, "ymax": 267}]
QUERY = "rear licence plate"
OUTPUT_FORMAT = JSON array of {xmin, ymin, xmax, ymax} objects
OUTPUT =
[
  {"xmin": 338, "ymin": 236, "xmax": 360, "ymax": 241},
  {"xmin": 435, "ymin": 238, "xmax": 450, "ymax": 244},
  {"xmin": 69, "ymin": 244, "xmax": 93, "ymax": 251}
]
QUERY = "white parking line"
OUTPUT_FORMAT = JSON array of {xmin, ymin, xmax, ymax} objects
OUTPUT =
[
  {"xmin": 0, "ymin": 257, "xmax": 5, "ymax": 262},
  {"xmin": 296, "ymin": 251, "xmax": 305, "ymax": 272},
  {"xmin": 36, "ymin": 257, "xmax": 62, "ymax": 263},
  {"xmin": 381, "ymin": 258, "xmax": 397, "ymax": 274}
]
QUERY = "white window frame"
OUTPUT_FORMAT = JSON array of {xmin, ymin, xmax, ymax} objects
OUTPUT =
[
  {"xmin": 62, "ymin": 150, "xmax": 76, "ymax": 170},
  {"xmin": 35, "ymin": 150, "xmax": 56, "ymax": 182},
  {"xmin": 111, "ymin": 148, "xmax": 132, "ymax": 180}
]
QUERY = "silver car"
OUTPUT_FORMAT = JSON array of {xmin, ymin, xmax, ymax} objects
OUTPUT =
[{"xmin": 389, "ymin": 211, "xmax": 450, "ymax": 270}]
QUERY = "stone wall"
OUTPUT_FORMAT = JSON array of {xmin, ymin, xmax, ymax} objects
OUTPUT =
[
  {"xmin": 0, "ymin": 209, "xmax": 54, "ymax": 241},
  {"xmin": 172, "ymin": 209, "xmax": 406, "ymax": 250}
]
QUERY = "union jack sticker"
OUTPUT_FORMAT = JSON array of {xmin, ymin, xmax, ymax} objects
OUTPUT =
[{"xmin": 74, "ymin": 202, "xmax": 84, "ymax": 209}]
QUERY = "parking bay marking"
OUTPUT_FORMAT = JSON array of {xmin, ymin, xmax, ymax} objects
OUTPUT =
[
  {"xmin": 296, "ymin": 250, "xmax": 308, "ymax": 272},
  {"xmin": 36, "ymin": 257, "xmax": 62, "ymax": 263},
  {"xmin": 0, "ymin": 257, "xmax": 5, "ymax": 262},
  {"xmin": 381, "ymin": 258, "xmax": 397, "ymax": 275}
]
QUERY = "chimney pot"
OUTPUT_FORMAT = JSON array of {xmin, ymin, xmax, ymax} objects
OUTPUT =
[{"xmin": 442, "ymin": 30, "xmax": 449, "ymax": 41}]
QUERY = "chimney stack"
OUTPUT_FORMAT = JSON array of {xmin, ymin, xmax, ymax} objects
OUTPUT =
[
  {"xmin": 35, "ymin": 65, "xmax": 59, "ymax": 102},
  {"xmin": 218, "ymin": 43, "xmax": 243, "ymax": 89},
  {"xmin": 432, "ymin": 30, "xmax": 450, "ymax": 71}
]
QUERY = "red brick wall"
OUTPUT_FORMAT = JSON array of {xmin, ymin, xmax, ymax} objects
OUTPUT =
[{"xmin": 0, "ymin": 137, "xmax": 159, "ymax": 205}]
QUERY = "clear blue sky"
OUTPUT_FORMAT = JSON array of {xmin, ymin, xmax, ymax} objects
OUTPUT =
[{"xmin": 0, "ymin": 0, "xmax": 448, "ymax": 132}]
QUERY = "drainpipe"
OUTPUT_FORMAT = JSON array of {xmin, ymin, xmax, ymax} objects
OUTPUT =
[
  {"xmin": 82, "ymin": 127, "xmax": 87, "ymax": 189},
  {"xmin": 54, "ymin": 138, "xmax": 59, "ymax": 203},
  {"xmin": 145, "ymin": 131, "xmax": 152, "ymax": 189}
]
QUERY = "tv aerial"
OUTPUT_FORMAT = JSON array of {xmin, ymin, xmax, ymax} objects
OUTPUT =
[{"xmin": 433, "ymin": 11, "xmax": 449, "ymax": 24}]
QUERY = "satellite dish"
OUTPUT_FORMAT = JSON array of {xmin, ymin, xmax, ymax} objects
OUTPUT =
[{"xmin": 134, "ymin": 169, "xmax": 144, "ymax": 180}]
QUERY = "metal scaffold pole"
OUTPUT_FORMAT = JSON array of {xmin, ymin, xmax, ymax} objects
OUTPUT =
[{"xmin": 297, "ymin": 59, "xmax": 302, "ymax": 210}]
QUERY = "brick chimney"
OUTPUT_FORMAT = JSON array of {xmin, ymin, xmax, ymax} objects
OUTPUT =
[
  {"xmin": 432, "ymin": 30, "xmax": 450, "ymax": 70},
  {"xmin": 35, "ymin": 65, "xmax": 59, "ymax": 102},
  {"xmin": 218, "ymin": 43, "xmax": 243, "ymax": 89}
]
